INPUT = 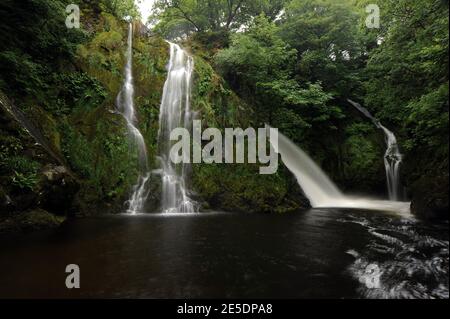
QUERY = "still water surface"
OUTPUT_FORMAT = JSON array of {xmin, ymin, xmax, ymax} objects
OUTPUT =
[{"xmin": 0, "ymin": 209, "xmax": 448, "ymax": 299}]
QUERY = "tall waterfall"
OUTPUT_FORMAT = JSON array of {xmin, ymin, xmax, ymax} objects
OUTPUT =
[
  {"xmin": 116, "ymin": 23, "xmax": 150, "ymax": 214},
  {"xmin": 348, "ymin": 100, "xmax": 403, "ymax": 201},
  {"xmin": 272, "ymin": 131, "xmax": 410, "ymax": 215},
  {"xmin": 157, "ymin": 42, "xmax": 198, "ymax": 214}
]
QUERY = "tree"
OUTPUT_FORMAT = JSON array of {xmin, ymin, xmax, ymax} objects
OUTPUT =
[
  {"xmin": 100, "ymin": 0, "xmax": 141, "ymax": 19},
  {"xmin": 363, "ymin": 0, "xmax": 449, "ymax": 150},
  {"xmin": 216, "ymin": 15, "xmax": 297, "ymax": 120},
  {"xmin": 215, "ymin": 14, "xmax": 340, "ymax": 147},
  {"xmin": 279, "ymin": 0, "xmax": 366, "ymax": 98},
  {"xmin": 151, "ymin": 0, "xmax": 288, "ymax": 38}
]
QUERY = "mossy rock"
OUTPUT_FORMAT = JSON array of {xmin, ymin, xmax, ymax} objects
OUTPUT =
[
  {"xmin": 192, "ymin": 163, "xmax": 308, "ymax": 213},
  {"xmin": 411, "ymin": 175, "xmax": 449, "ymax": 220},
  {"xmin": 0, "ymin": 209, "xmax": 65, "ymax": 234}
]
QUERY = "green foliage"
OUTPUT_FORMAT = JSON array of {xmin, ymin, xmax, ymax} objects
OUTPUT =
[
  {"xmin": 216, "ymin": 15, "xmax": 297, "ymax": 123},
  {"xmin": 152, "ymin": 0, "xmax": 288, "ymax": 38},
  {"xmin": 280, "ymin": 0, "xmax": 365, "ymax": 97},
  {"xmin": 2, "ymin": 155, "xmax": 40, "ymax": 191},
  {"xmin": 0, "ymin": 128, "xmax": 41, "ymax": 192},
  {"xmin": 0, "ymin": 0, "xmax": 85, "ymax": 98},
  {"xmin": 405, "ymin": 83, "xmax": 449, "ymax": 151},
  {"xmin": 0, "ymin": 51, "xmax": 49, "ymax": 97},
  {"xmin": 215, "ymin": 14, "xmax": 343, "ymax": 151},
  {"xmin": 8, "ymin": 157, "xmax": 40, "ymax": 176},
  {"xmin": 216, "ymin": 15, "xmax": 296, "ymax": 86},
  {"xmin": 1, "ymin": 0, "xmax": 448, "ymax": 217},
  {"xmin": 192, "ymin": 163, "xmax": 297, "ymax": 213},
  {"xmin": 76, "ymin": 13, "xmax": 127, "ymax": 94},
  {"xmin": 0, "ymin": 136, "xmax": 23, "ymax": 160},
  {"xmin": 362, "ymin": 0, "xmax": 449, "ymax": 194},
  {"xmin": 12, "ymin": 171, "xmax": 39, "ymax": 191},
  {"xmin": 93, "ymin": 31, "xmax": 123, "ymax": 50},
  {"xmin": 99, "ymin": 0, "xmax": 141, "ymax": 19},
  {"xmin": 341, "ymin": 123, "xmax": 384, "ymax": 189},
  {"xmin": 61, "ymin": 111, "xmax": 139, "ymax": 201},
  {"xmin": 0, "ymin": 4, "xmax": 165, "ymax": 215},
  {"xmin": 364, "ymin": 0, "xmax": 448, "ymax": 119},
  {"xmin": 192, "ymin": 54, "xmax": 251, "ymax": 128},
  {"xmin": 52, "ymin": 72, "xmax": 108, "ymax": 115}
]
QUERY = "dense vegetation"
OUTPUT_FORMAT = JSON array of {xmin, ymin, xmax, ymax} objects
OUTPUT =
[
  {"xmin": 162, "ymin": 0, "xmax": 448, "ymax": 218},
  {"xmin": 0, "ymin": 0, "xmax": 448, "ymax": 232},
  {"xmin": 0, "ymin": 0, "xmax": 169, "ymax": 229}
]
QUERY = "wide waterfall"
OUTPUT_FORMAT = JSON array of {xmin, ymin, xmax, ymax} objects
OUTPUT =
[
  {"xmin": 156, "ymin": 42, "xmax": 198, "ymax": 214},
  {"xmin": 272, "ymin": 131, "xmax": 411, "ymax": 215},
  {"xmin": 116, "ymin": 23, "xmax": 150, "ymax": 214},
  {"xmin": 348, "ymin": 99, "xmax": 403, "ymax": 201}
]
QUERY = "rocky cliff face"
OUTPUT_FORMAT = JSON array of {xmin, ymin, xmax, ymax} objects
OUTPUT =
[
  {"xmin": 0, "ymin": 12, "xmax": 170, "ymax": 231},
  {"xmin": 0, "ymin": 94, "xmax": 78, "ymax": 231},
  {"xmin": 405, "ymin": 156, "xmax": 449, "ymax": 221},
  {"xmin": 0, "ymin": 11, "xmax": 310, "ymax": 234}
]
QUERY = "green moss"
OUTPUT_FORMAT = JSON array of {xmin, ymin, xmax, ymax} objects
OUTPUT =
[
  {"xmin": 337, "ymin": 122, "xmax": 385, "ymax": 192},
  {"xmin": 61, "ymin": 107, "xmax": 140, "ymax": 209},
  {"xmin": 75, "ymin": 14, "xmax": 126, "ymax": 95},
  {"xmin": 0, "ymin": 209, "xmax": 65, "ymax": 234},
  {"xmin": 192, "ymin": 55, "xmax": 253, "ymax": 128},
  {"xmin": 192, "ymin": 163, "xmax": 300, "ymax": 213},
  {"xmin": 133, "ymin": 35, "xmax": 169, "ymax": 166},
  {"xmin": 26, "ymin": 106, "xmax": 62, "ymax": 154},
  {"xmin": 188, "ymin": 50, "xmax": 304, "ymax": 213},
  {"xmin": 55, "ymin": 17, "xmax": 170, "ymax": 213}
]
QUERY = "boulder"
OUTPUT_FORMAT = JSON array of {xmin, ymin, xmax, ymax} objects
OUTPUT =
[
  {"xmin": 39, "ymin": 165, "xmax": 79, "ymax": 216},
  {"xmin": 0, "ymin": 186, "xmax": 13, "ymax": 213},
  {"xmin": 410, "ymin": 175, "xmax": 449, "ymax": 220},
  {"xmin": 0, "ymin": 209, "xmax": 65, "ymax": 234}
]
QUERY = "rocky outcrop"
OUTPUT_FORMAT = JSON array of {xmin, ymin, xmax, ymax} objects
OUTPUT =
[
  {"xmin": 0, "ymin": 94, "xmax": 79, "ymax": 220},
  {"xmin": 411, "ymin": 175, "xmax": 449, "ymax": 221},
  {"xmin": 39, "ymin": 165, "xmax": 79, "ymax": 216},
  {"xmin": 0, "ymin": 209, "xmax": 65, "ymax": 234},
  {"xmin": 403, "ymin": 144, "xmax": 449, "ymax": 221}
]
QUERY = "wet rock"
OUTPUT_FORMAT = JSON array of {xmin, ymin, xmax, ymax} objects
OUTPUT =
[
  {"xmin": 0, "ymin": 209, "xmax": 65, "ymax": 234},
  {"xmin": 39, "ymin": 165, "xmax": 79, "ymax": 216},
  {"xmin": 145, "ymin": 176, "xmax": 162, "ymax": 213},
  {"xmin": 411, "ymin": 175, "xmax": 449, "ymax": 220},
  {"xmin": 0, "ymin": 186, "xmax": 13, "ymax": 213}
]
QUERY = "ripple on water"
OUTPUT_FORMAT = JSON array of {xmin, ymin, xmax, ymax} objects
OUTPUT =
[{"xmin": 341, "ymin": 215, "xmax": 449, "ymax": 299}]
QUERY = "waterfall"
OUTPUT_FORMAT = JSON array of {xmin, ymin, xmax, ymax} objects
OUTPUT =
[
  {"xmin": 271, "ymin": 131, "xmax": 344, "ymax": 208},
  {"xmin": 156, "ymin": 42, "xmax": 198, "ymax": 214},
  {"xmin": 116, "ymin": 23, "xmax": 150, "ymax": 214},
  {"xmin": 271, "ymin": 131, "xmax": 411, "ymax": 215},
  {"xmin": 347, "ymin": 100, "xmax": 403, "ymax": 201}
]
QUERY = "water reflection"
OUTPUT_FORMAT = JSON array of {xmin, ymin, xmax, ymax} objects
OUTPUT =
[{"xmin": 0, "ymin": 210, "xmax": 447, "ymax": 299}]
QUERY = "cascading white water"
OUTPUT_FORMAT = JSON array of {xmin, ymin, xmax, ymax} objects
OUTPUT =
[
  {"xmin": 116, "ymin": 23, "xmax": 150, "ymax": 214},
  {"xmin": 271, "ymin": 130, "xmax": 411, "ymax": 215},
  {"xmin": 348, "ymin": 100, "xmax": 403, "ymax": 201},
  {"xmin": 157, "ymin": 42, "xmax": 198, "ymax": 214}
]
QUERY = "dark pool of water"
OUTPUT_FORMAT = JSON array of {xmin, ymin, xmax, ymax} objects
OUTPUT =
[{"xmin": 0, "ymin": 209, "xmax": 448, "ymax": 299}]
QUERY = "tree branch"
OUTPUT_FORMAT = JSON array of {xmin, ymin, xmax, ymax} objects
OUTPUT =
[
  {"xmin": 171, "ymin": 3, "xmax": 201, "ymax": 32},
  {"xmin": 226, "ymin": 0, "xmax": 244, "ymax": 29}
]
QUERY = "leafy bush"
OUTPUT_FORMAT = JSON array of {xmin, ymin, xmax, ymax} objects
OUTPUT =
[
  {"xmin": 11, "ymin": 171, "xmax": 39, "ymax": 191},
  {"xmin": 51, "ymin": 72, "xmax": 108, "ymax": 115}
]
